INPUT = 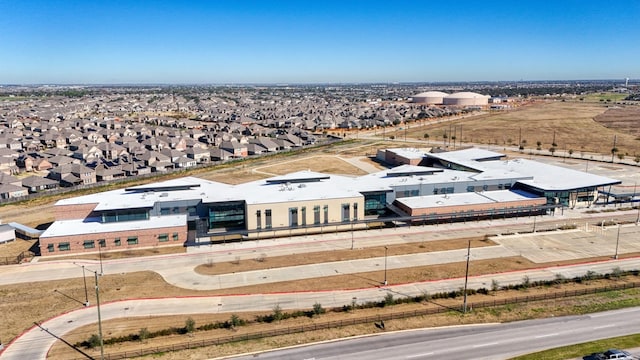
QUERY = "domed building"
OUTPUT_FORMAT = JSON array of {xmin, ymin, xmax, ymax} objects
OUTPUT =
[
  {"xmin": 443, "ymin": 92, "xmax": 490, "ymax": 106},
  {"xmin": 410, "ymin": 91, "xmax": 449, "ymax": 105}
]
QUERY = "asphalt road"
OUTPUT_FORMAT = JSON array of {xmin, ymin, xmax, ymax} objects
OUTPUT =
[
  {"xmin": 2, "ymin": 210, "xmax": 640, "ymax": 359},
  {"xmin": 229, "ymin": 308, "xmax": 640, "ymax": 360}
]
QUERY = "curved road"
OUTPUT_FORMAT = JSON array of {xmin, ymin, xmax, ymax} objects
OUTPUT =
[
  {"xmin": 2, "ymin": 212, "xmax": 640, "ymax": 359},
  {"xmin": 231, "ymin": 308, "xmax": 640, "ymax": 360}
]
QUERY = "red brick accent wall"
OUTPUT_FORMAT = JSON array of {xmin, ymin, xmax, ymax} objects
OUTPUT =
[
  {"xmin": 39, "ymin": 224, "xmax": 187, "ymax": 256},
  {"xmin": 395, "ymin": 198, "xmax": 547, "ymax": 216},
  {"xmin": 55, "ymin": 203, "xmax": 98, "ymax": 220}
]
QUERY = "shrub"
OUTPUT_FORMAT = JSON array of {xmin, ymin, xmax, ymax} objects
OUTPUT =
[
  {"xmin": 272, "ymin": 304, "xmax": 283, "ymax": 322},
  {"xmin": 185, "ymin": 317, "xmax": 195, "ymax": 333},
  {"xmin": 138, "ymin": 328, "xmax": 150, "ymax": 341},
  {"xmin": 313, "ymin": 302, "xmax": 325, "ymax": 316},
  {"xmin": 383, "ymin": 293, "xmax": 395, "ymax": 307}
]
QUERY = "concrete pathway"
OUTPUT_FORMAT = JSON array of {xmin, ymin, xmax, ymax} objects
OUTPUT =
[{"xmin": 3, "ymin": 256, "xmax": 640, "ymax": 360}]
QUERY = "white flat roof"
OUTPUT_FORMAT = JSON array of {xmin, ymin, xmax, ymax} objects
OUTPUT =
[
  {"xmin": 238, "ymin": 171, "xmax": 363, "ymax": 204},
  {"xmin": 395, "ymin": 190, "xmax": 541, "ymax": 209},
  {"xmin": 55, "ymin": 177, "xmax": 240, "ymax": 210},
  {"xmin": 41, "ymin": 215, "xmax": 187, "ymax": 238},
  {"xmin": 387, "ymin": 148, "xmax": 428, "ymax": 160},
  {"xmin": 355, "ymin": 166, "xmax": 479, "ymax": 192},
  {"xmin": 427, "ymin": 149, "xmax": 620, "ymax": 191}
]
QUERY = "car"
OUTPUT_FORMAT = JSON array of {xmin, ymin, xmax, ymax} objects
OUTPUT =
[{"xmin": 601, "ymin": 349, "xmax": 634, "ymax": 360}]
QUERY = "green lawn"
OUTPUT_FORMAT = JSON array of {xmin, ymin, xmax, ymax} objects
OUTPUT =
[{"xmin": 510, "ymin": 333, "xmax": 640, "ymax": 360}]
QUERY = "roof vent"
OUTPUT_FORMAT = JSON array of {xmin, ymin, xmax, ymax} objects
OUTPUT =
[{"xmin": 160, "ymin": 193, "xmax": 168, "ymax": 197}]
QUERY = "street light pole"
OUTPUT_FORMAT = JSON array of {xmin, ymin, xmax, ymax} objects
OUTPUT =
[
  {"xmin": 98, "ymin": 244, "xmax": 104, "ymax": 276},
  {"xmin": 82, "ymin": 265, "xmax": 89, "ymax": 307},
  {"xmin": 383, "ymin": 246, "xmax": 388, "ymax": 286},
  {"xmin": 93, "ymin": 270, "xmax": 104, "ymax": 360},
  {"xmin": 351, "ymin": 221, "xmax": 354, "ymax": 250},
  {"xmin": 463, "ymin": 240, "xmax": 471, "ymax": 313},
  {"xmin": 614, "ymin": 224, "xmax": 621, "ymax": 260}
]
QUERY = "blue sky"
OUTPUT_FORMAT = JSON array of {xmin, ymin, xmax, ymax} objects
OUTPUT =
[{"xmin": 1, "ymin": 0, "xmax": 638, "ymax": 84}]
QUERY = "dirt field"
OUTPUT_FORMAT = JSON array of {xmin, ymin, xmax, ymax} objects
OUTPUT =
[
  {"xmin": 0, "ymin": 231, "xmax": 637, "ymax": 352},
  {"xmin": 48, "ymin": 277, "xmax": 640, "ymax": 360},
  {"xmin": 395, "ymin": 101, "xmax": 640, "ymax": 157},
  {"xmin": 594, "ymin": 106, "xmax": 640, "ymax": 139}
]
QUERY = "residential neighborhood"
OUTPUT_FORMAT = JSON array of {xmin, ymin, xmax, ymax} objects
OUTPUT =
[{"xmin": 0, "ymin": 84, "xmax": 491, "ymax": 201}]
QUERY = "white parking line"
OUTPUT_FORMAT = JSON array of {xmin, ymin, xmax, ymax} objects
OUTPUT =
[{"xmin": 406, "ymin": 351, "xmax": 434, "ymax": 358}]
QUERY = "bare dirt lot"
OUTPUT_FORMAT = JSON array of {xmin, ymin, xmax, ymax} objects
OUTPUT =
[
  {"xmin": 594, "ymin": 106, "xmax": 640, "ymax": 139},
  {"xmin": 48, "ymin": 277, "xmax": 640, "ymax": 360},
  {"xmin": 397, "ymin": 101, "xmax": 640, "ymax": 157}
]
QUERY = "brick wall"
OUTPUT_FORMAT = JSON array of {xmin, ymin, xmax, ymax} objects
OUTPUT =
[
  {"xmin": 39, "ymin": 224, "xmax": 187, "ymax": 256},
  {"xmin": 55, "ymin": 203, "xmax": 98, "ymax": 220},
  {"xmin": 396, "ymin": 198, "xmax": 547, "ymax": 216}
]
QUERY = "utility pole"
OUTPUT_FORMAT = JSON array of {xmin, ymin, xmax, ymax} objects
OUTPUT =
[{"xmin": 463, "ymin": 240, "xmax": 471, "ymax": 313}]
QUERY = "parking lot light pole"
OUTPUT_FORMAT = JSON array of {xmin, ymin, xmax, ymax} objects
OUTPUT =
[
  {"xmin": 614, "ymin": 223, "xmax": 621, "ymax": 260},
  {"xmin": 463, "ymin": 240, "xmax": 471, "ymax": 313},
  {"xmin": 82, "ymin": 265, "xmax": 89, "ymax": 307},
  {"xmin": 383, "ymin": 246, "xmax": 388, "ymax": 286}
]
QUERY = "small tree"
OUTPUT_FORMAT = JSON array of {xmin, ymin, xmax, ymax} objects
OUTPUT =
[
  {"xmin": 383, "ymin": 293, "xmax": 395, "ymax": 307},
  {"xmin": 521, "ymin": 275, "xmax": 531, "ymax": 289},
  {"xmin": 185, "ymin": 317, "xmax": 196, "ymax": 333},
  {"xmin": 312, "ymin": 302, "xmax": 325, "ymax": 316},
  {"xmin": 536, "ymin": 141, "xmax": 542, "ymax": 150},
  {"xmin": 423, "ymin": 133, "xmax": 430, "ymax": 142},
  {"xmin": 272, "ymin": 304, "xmax": 283, "ymax": 322},
  {"xmin": 491, "ymin": 279, "xmax": 500, "ymax": 292},
  {"xmin": 549, "ymin": 147, "xmax": 556, "ymax": 156},
  {"xmin": 138, "ymin": 328, "xmax": 150, "ymax": 341},
  {"xmin": 568, "ymin": 149, "xmax": 574, "ymax": 157},
  {"xmin": 230, "ymin": 314, "xmax": 243, "ymax": 327},
  {"xmin": 88, "ymin": 334, "xmax": 101, "ymax": 349}
]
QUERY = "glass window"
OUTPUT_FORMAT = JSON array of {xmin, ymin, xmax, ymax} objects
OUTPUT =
[
  {"xmin": 47, "ymin": 243, "xmax": 54, "ymax": 252},
  {"xmin": 102, "ymin": 209, "xmax": 149, "ymax": 223},
  {"xmin": 289, "ymin": 207, "xmax": 298, "ymax": 227},
  {"xmin": 313, "ymin": 205, "xmax": 320, "ymax": 225},
  {"xmin": 187, "ymin": 206, "xmax": 197, "ymax": 216},
  {"xmin": 301, "ymin": 207, "xmax": 306, "ymax": 226},
  {"xmin": 323, "ymin": 205, "xmax": 329, "ymax": 224},
  {"xmin": 447, "ymin": 187, "xmax": 454, "ymax": 194},
  {"xmin": 114, "ymin": 238, "xmax": 121, "ymax": 246},
  {"xmin": 127, "ymin": 236, "xmax": 138, "ymax": 245},
  {"xmin": 265, "ymin": 209, "xmax": 272, "ymax": 229},
  {"xmin": 83, "ymin": 240, "xmax": 95, "ymax": 249},
  {"xmin": 98, "ymin": 239, "xmax": 106, "ymax": 248},
  {"xmin": 172, "ymin": 232, "xmax": 179, "ymax": 241},
  {"xmin": 342, "ymin": 203, "xmax": 350, "ymax": 222},
  {"xmin": 410, "ymin": 190, "xmax": 419, "ymax": 197},
  {"xmin": 256, "ymin": 210, "xmax": 261, "ymax": 230},
  {"xmin": 467, "ymin": 186, "xmax": 474, "ymax": 192},
  {"xmin": 158, "ymin": 233, "xmax": 169, "ymax": 242},
  {"xmin": 160, "ymin": 208, "xmax": 170, "ymax": 215},
  {"xmin": 353, "ymin": 203, "xmax": 358, "ymax": 220},
  {"xmin": 58, "ymin": 242, "xmax": 70, "ymax": 251}
]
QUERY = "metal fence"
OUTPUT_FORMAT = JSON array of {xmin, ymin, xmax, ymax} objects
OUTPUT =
[
  {"xmin": 71, "ymin": 281, "xmax": 640, "ymax": 360},
  {"xmin": 0, "ymin": 251, "xmax": 34, "ymax": 265}
]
